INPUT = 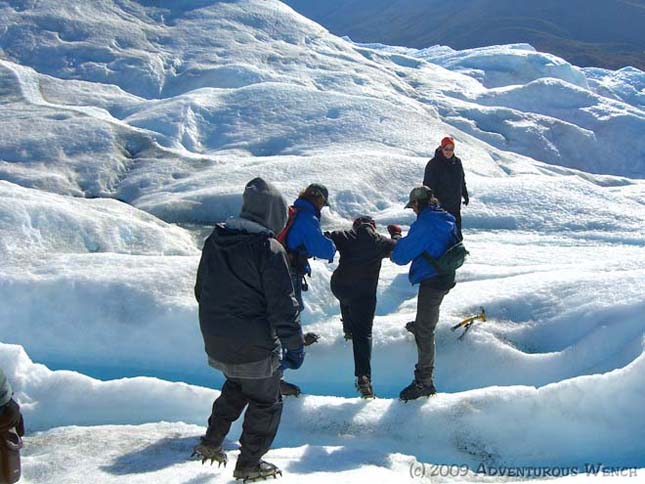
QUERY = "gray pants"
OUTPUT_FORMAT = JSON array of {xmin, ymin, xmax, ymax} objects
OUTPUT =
[{"xmin": 413, "ymin": 283, "xmax": 450, "ymax": 385}]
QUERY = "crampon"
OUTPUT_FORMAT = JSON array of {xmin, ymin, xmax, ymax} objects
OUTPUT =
[
  {"xmin": 356, "ymin": 376, "xmax": 375, "ymax": 399},
  {"xmin": 279, "ymin": 379, "xmax": 301, "ymax": 397},
  {"xmin": 234, "ymin": 460, "xmax": 282, "ymax": 482},
  {"xmin": 191, "ymin": 440, "xmax": 227, "ymax": 467}
]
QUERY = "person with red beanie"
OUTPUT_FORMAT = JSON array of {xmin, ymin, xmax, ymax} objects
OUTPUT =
[{"xmin": 422, "ymin": 136, "xmax": 469, "ymax": 240}]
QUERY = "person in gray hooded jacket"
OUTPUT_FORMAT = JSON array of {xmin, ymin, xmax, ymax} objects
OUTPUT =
[{"xmin": 193, "ymin": 177, "xmax": 304, "ymax": 481}]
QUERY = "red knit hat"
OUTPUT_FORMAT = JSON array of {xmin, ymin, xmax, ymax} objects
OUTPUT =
[{"xmin": 440, "ymin": 136, "xmax": 455, "ymax": 149}]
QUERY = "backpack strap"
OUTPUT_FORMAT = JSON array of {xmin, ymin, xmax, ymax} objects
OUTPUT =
[{"xmin": 276, "ymin": 206, "xmax": 298, "ymax": 245}]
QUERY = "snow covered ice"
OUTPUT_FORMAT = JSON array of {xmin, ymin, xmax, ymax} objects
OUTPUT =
[{"xmin": 0, "ymin": 0, "xmax": 643, "ymax": 482}]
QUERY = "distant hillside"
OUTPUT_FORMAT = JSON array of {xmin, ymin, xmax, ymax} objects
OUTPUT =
[{"xmin": 283, "ymin": 0, "xmax": 645, "ymax": 70}]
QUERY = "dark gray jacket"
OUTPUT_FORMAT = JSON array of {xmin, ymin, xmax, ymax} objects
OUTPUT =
[
  {"xmin": 423, "ymin": 148, "xmax": 469, "ymax": 211},
  {"xmin": 194, "ymin": 178, "xmax": 303, "ymax": 379}
]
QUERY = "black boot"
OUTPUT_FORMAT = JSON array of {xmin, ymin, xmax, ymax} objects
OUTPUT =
[
  {"xmin": 355, "ymin": 376, "xmax": 375, "ymax": 399},
  {"xmin": 233, "ymin": 459, "xmax": 282, "ymax": 481},
  {"xmin": 399, "ymin": 380, "xmax": 436, "ymax": 402},
  {"xmin": 279, "ymin": 379, "xmax": 301, "ymax": 397},
  {"xmin": 191, "ymin": 438, "xmax": 227, "ymax": 467}
]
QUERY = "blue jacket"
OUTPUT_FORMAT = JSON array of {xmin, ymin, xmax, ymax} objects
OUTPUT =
[
  {"xmin": 391, "ymin": 206, "xmax": 458, "ymax": 285},
  {"xmin": 286, "ymin": 198, "xmax": 336, "ymax": 271}
]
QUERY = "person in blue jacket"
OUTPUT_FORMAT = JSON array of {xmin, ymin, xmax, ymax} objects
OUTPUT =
[
  {"xmin": 390, "ymin": 185, "xmax": 459, "ymax": 401},
  {"xmin": 279, "ymin": 183, "xmax": 335, "ymax": 397},
  {"xmin": 285, "ymin": 183, "xmax": 336, "ymax": 310}
]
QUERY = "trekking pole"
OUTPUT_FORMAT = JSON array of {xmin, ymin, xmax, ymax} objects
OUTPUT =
[{"xmin": 451, "ymin": 307, "xmax": 486, "ymax": 340}]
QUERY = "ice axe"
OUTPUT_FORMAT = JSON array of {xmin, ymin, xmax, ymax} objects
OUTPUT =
[{"xmin": 451, "ymin": 307, "xmax": 486, "ymax": 340}]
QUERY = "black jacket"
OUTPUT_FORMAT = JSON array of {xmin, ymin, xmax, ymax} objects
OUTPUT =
[
  {"xmin": 327, "ymin": 224, "xmax": 396, "ymax": 300},
  {"xmin": 195, "ymin": 222, "xmax": 303, "ymax": 367},
  {"xmin": 423, "ymin": 148, "xmax": 469, "ymax": 211}
]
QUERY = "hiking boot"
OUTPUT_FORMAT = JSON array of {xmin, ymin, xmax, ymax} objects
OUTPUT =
[
  {"xmin": 234, "ymin": 459, "xmax": 282, "ymax": 482},
  {"xmin": 405, "ymin": 321, "xmax": 416, "ymax": 335},
  {"xmin": 303, "ymin": 332, "xmax": 320, "ymax": 346},
  {"xmin": 280, "ymin": 379, "xmax": 301, "ymax": 397},
  {"xmin": 356, "ymin": 376, "xmax": 375, "ymax": 399},
  {"xmin": 399, "ymin": 380, "xmax": 436, "ymax": 402},
  {"xmin": 191, "ymin": 438, "xmax": 227, "ymax": 467}
]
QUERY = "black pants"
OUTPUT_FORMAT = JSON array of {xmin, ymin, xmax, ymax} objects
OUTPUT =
[
  {"xmin": 331, "ymin": 275, "xmax": 378, "ymax": 379},
  {"xmin": 340, "ymin": 296, "xmax": 376, "ymax": 378},
  {"xmin": 445, "ymin": 207, "xmax": 463, "ymax": 240},
  {"xmin": 204, "ymin": 371, "xmax": 283, "ymax": 467}
]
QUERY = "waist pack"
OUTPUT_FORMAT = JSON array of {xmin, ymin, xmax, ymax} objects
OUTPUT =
[{"xmin": 422, "ymin": 241, "xmax": 469, "ymax": 274}]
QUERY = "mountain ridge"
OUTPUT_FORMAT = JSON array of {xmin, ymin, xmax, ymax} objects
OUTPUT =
[{"xmin": 283, "ymin": 0, "xmax": 645, "ymax": 70}]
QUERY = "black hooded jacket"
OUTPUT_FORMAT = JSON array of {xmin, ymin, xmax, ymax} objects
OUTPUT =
[
  {"xmin": 423, "ymin": 148, "xmax": 469, "ymax": 211},
  {"xmin": 195, "ymin": 221, "xmax": 303, "ymax": 367},
  {"xmin": 327, "ymin": 223, "xmax": 396, "ymax": 300}
]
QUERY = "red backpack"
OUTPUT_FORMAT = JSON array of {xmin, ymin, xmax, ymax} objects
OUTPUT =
[{"xmin": 275, "ymin": 206, "xmax": 299, "ymax": 247}]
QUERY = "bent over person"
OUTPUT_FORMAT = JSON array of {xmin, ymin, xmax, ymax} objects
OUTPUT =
[
  {"xmin": 278, "ymin": 183, "xmax": 336, "ymax": 396},
  {"xmin": 285, "ymin": 183, "xmax": 336, "ymax": 310},
  {"xmin": 326, "ymin": 216, "xmax": 398, "ymax": 398},
  {"xmin": 193, "ymin": 178, "xmax": 304, "ymax": 481}
]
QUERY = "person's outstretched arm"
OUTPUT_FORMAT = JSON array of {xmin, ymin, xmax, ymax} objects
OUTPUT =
[
  {"xmin": 302, "ymin": 216, "xmax": 336, "ymax": 262},
  {"xmin": 391, "ymin": 222, "xmax": 426, "ymax": 265}
]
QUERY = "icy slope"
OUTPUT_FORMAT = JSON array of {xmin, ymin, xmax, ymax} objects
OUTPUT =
[
  {"xmin": 2, "ymin": 1, "xmax": 644, "ymax": 216},
  {"xmin": 355, "ymin": 43, "xmax": 645, "ymax": 177},
  {"xmin": 0, "ymin": 181, "xmax": 196, "ymax": 256}
]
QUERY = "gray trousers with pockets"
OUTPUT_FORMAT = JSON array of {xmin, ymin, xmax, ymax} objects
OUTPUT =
[{"xmin": 413, "ymin": 283, "xmax": 450, "ymax": 385}]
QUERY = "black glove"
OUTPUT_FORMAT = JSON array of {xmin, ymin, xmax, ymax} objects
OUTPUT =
[
  {"xmin": 387, "ymin": 224, "xmax": 402, "ymax": 239},
  {"xmin": 280, "ymin": 346, "xmax": 305, "ymax": 370},
  {"xmin": 463, "ymin": 194, "xmax": 469, "ymax": 206},
  {"xmin": 0, "ymin": 399, "xmax": 24, "ymax": 436}
]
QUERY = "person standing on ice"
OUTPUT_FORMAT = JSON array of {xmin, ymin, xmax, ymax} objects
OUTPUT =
[
  {"xmin": 193, "ymin": 177, "xmax": 304, "ymax": 481},
  {"xmin": 423, "ymin": 136, "xmax": 469, "ymax": 240},
  {"xmin": 390, "ymin": 186, "xmax": 459, "ymax": 401},
  {"xmin": 325, "ymin": 216, "xmax": 399, "ymax": 398}
]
